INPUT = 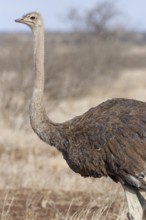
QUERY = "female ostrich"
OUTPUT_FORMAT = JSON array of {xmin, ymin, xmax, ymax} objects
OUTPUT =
[{"xmin": 15, "ymin": 12, "xmax": 146, "ymax": 220}]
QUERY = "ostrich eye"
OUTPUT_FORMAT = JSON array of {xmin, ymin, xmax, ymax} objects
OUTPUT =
[{"xmin": 30, "ymin": 16, "xmax": 36, "ymax": 20}]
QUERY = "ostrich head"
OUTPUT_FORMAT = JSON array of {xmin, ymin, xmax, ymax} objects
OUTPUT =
[{"xmin": 15, "ymin": 12, "xmax": 42, "ymax": 32}]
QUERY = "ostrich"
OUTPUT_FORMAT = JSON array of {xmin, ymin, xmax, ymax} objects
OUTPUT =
[{"xmin": 15, "ymin": 12, "xmax": 146, "ymax": 220}]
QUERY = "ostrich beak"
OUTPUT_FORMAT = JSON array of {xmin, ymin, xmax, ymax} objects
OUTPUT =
[{"xmin": 15, "ymin": 18, "xmax": 25, "ymax": 24}]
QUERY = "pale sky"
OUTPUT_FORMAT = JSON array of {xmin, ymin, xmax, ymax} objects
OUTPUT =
[{"xmin": 0, "ymin": 0, "xmax": 146, "ymax": 32}]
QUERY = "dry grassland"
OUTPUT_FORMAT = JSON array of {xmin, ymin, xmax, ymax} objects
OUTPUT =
[{"xmin": 0, "ymin": 33, "xmax": 146, "ymax": 219}]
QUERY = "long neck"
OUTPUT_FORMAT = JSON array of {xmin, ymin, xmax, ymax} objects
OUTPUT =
[
  {"xmin": 30, "ymin": 26, "xmax": 63, "ymax": 149},
  {"xmin": 33, "ymin": 26, "xmax": 44, "ymax": 91}
]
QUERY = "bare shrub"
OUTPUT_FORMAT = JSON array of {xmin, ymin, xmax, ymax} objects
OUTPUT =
[{"xmin": 67, "ymin": 0, "xmax": 120, "ymax": 34}]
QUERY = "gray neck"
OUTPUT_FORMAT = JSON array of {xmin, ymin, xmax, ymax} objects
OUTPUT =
[
  {"xmin": 29, "ymin": 26, "xmax": 64, "ymax": 149},
  {"xmin": 33, "ymin": 27, "xmax": 44, "ymax": 91}
]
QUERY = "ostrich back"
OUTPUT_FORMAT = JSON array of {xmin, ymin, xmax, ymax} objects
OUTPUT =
[{"xmin": 60, "ymin": 98, "xmax": 146, "ymax": 190}]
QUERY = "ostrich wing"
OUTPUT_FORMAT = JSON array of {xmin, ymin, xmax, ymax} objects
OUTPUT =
[{"xmin": 63, "ymin": 98, "xmax": 146, "ymax": 190}]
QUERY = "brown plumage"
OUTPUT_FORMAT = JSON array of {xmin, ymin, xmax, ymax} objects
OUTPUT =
[
  {"xmin": 15, "ymin": 12, "xmax": 146, "ymax": 220},
  {"xmin": 61, "ymin": 98, "xmax": 146, "ymax": 188}
]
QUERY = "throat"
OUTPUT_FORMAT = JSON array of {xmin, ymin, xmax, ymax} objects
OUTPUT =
[{"xmin": 33, "ymin": 27, "xmax": 44, "ymax": 91}]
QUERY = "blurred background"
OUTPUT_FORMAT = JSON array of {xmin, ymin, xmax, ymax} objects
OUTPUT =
[{"xmin": 0, "ymin": 1, "xmax": 146, "ymax": 219}]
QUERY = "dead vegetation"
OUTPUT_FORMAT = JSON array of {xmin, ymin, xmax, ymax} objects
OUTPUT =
[
  {"xmin": 0, "ymin": 30, "xmax": 146, "ymax": 219},
  {"xmin": 0, "ymin": 189, "xmax": 127, "ymax": 220},
  {"xmin": 1, "ymin": 32, "xmax": 146, "ymax": 128}
]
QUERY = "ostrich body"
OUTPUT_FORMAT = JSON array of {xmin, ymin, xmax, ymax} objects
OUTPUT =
[{"xmin": 15, "ymin": 12, "xmax": 146, "ymax": 219}]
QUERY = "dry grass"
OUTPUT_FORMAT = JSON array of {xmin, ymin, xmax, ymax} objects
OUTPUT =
[
  {"xmin": 0, "ymin": 189, "xmax": 127, "ymax": 220},
  {"xmin": 0, "ymin": 126, "xmax": 128, "ymax": 220},
  {"xmin": 0, "ymin": 32, "xmax": 146, "ymax": 219}
]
